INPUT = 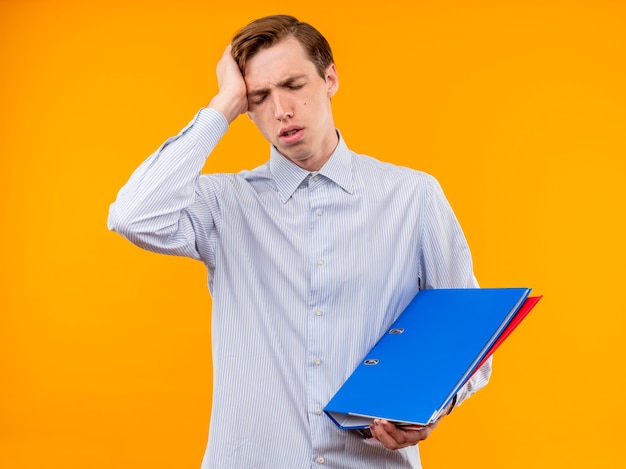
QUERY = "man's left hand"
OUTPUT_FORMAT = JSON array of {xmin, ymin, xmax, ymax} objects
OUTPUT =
[{"xmin": 368, "ymin": 416, "xmax": 443, "ymax": 450}]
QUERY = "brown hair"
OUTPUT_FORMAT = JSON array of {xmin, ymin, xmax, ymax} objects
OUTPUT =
[{"xmin": 231, "ymin": 15, "xmax": 334, "ymax": 78}]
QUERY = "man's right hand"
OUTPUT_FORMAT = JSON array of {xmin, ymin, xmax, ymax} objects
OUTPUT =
[{"xmin": 208, "ymin": 44, "xmax": 248, "ymax": 124}]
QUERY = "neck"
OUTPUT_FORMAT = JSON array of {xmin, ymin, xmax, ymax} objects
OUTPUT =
[{"xmin": 296, "ymin": 130, "xmax": 340, "ymax": 172}]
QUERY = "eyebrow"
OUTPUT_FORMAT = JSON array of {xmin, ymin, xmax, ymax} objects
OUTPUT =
[{"xmin": 247, "ymin": 75, "xmax": 307, "ymax": 98}]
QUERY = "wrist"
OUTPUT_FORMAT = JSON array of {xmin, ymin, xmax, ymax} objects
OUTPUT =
[
  {"xmin": 208, "ymin": 92, "xmax": 246, "ymax": 124},
  {"xmin": 446, "ymin": 395, "xmax": 458, "ymax": 415}
]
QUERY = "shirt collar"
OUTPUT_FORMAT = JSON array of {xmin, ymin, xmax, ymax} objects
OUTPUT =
[{"xmin": 269, "ymin": 131, "xmax": 354, "ymax": 203}]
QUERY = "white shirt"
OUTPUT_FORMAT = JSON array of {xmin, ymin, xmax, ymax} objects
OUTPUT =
[{"xmin": 108, "ymin": 108, "xmax": 491, "ymax": 468}]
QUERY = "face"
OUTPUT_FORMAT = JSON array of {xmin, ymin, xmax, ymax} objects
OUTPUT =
[{"xmin": 244, "ymin": 36, "xmax": 339, "ymax": 172}]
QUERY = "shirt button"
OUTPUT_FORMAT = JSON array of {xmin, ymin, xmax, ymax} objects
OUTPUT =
[
  {"xmin": 313, "ymin": 358, "xmax": 322, "ymax": 366},
  {"xmin": 317, "ymin": 457, "xmax": 325, "ymax": 464},
  {"xmin": 313, "ymin": 174, "xmax": 320, "ymax": 182},
  {"xmin": 315, "ymin": 208, "xmax": 323, "ymax": 216},
  {"xmin": 314, "ymin": 308, "xmax": 323, "ymax": 316},
  {"xmin": 317, "ymin": 259, "xmax": 325, "ymax": 266},
  {"xmin": 315, "ymin": 408, "xmax": 323, "ymax": 415}
]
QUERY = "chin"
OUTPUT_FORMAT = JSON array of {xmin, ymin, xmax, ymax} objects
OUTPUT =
[{"xmin": 281, "ymin": 147, "xmax": 309, "ymax": 161}]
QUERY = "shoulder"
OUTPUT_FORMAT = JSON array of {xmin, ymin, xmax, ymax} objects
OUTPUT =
[
  {"xmin": 352, "ymin": 152, "xmax": 439, "ymax": 191},
  {"xmin": 197, "ymin": 162, "xmax": 274, "ymax": 197}
]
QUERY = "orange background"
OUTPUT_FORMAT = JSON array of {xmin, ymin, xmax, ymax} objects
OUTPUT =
[{"xmin": 1, "ymin": 0, "xmax": 625, "ymax": 467}]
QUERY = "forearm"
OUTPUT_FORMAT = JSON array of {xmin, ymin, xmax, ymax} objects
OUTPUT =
[
  {"xmin": 107, "ymin": 107, "xmax": 228, "ymax": 256},
  {"xmin": 455, "ymin": 356, "xmax": 492, "ymax": 407}
]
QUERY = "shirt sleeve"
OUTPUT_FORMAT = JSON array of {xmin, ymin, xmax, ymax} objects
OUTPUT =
[
  {"xmin": 107, "ymin": 107, "xmax": 229, "ymax": 261},
  {"xmin": 418, "ymin": 175, "xmax": 492, "ymax": 407}
]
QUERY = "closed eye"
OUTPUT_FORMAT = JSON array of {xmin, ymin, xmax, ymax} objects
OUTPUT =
[
  {"xmin": 248, "ymin": 78, "xmax": 305, "ymax": 106},
  {"xmin": 249, "ymin": 93, "xmax": 268, "ymax": 106},
  {"xmin": 279, "ymin": 76, "xmax": 306, "ymax": 90},
  {"xmin": 252, "ymin": 95, "xmax": 267, "ymax": 105}
]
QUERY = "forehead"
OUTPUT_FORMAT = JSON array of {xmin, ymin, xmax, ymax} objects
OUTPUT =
[{"xmin": 244, "ymin": 37, "xmax": 318, "ymax": 89}]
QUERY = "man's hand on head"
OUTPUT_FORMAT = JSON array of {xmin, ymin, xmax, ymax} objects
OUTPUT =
[{"xmin": 208, "ymin": 44, "xmax": 248, "ymax": 124}]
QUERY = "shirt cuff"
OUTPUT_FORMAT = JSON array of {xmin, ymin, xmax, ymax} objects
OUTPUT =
[{"xmin": 181, "ymin": 107, "xmax": 229, "ymax": 155}]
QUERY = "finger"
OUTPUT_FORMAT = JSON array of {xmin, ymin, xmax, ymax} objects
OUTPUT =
[
  {"xmin": 369, "ymin": 420, "xmax": 400, "ymax": 450},
  {"xmin": 370, "ymin": 419, "xmax": 434, "ymax": 450},
  {"xmin": 369, "ymin": 420, "xmax": 412, "ymax": 450},
  {"xmin": 402, "ymin": 426, "xmax": 432, "ymax": 445}
]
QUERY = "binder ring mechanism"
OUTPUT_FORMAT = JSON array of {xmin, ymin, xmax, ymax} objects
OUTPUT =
[{"xmin": 363, "ymin": 329, "xmax": 404, "ymax": 365}]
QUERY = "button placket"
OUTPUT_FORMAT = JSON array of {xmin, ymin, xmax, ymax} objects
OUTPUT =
[{"xmin": 307, "ymin": 175, "xmax": 331, "ymax": 462}]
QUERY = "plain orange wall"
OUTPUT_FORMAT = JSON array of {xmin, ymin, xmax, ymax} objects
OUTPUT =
[{"xmin": 1, "ymin": 0, "xmax": 625, "ymax": 468}]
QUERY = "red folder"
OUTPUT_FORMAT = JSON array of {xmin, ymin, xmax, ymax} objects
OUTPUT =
[{"xmin": 471, "ymin": 295, "xmax": 542, "ymax": 376}]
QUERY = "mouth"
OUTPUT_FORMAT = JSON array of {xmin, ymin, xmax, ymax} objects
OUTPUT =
[{"xmin": 280, "ymin": 126, "xmax": 303, "ymax": 139}]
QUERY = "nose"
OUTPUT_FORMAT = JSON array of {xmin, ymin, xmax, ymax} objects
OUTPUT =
[{"xmin": 272, "ymin": 93, "xmax": 293, "ymax": 120}]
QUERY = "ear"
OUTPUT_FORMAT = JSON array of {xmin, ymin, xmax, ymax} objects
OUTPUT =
[{"xmin": 325, "ymin": 63, "xmax": 339, "ymax": 98}]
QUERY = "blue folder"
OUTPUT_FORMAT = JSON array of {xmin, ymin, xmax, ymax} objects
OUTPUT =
[{"xmin": 324, "ymin": 287, "xmax": 532, "ymax": 429}]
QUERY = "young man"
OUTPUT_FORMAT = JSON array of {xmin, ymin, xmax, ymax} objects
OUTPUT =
[{"xmin": 108, "ymin": 14, "xmax": 490, "ymax": 469}]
